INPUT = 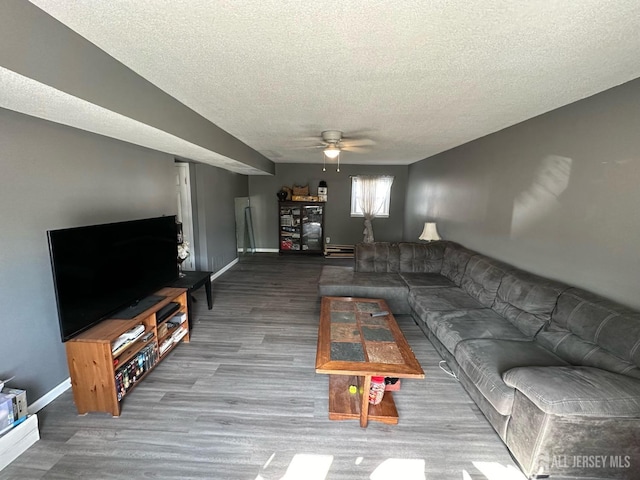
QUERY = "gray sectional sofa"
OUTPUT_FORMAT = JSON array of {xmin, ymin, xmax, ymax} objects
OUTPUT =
[{"xmin": 319, "ymin": 241, "xmax": 640, "ymax": 479}]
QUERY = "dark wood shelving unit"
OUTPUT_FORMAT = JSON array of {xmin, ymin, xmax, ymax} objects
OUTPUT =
[{"xmin": 279, "ymin": 201, "xmax": 325, "ymax": 254}]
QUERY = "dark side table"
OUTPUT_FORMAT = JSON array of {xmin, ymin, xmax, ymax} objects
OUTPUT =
[{"xmin": 168, "ymin": 270, "xmax": 213, "ymax": 329}]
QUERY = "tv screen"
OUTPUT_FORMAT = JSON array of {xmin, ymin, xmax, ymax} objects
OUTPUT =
[{"xmin": 48, "ymin": 216, "xmax": 179, "ymax": 341}]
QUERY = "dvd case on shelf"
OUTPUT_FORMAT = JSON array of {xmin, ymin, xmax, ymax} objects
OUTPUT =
[{"xmin": 115, "ymin": 342, "xmax": 158, "ymax": 401}]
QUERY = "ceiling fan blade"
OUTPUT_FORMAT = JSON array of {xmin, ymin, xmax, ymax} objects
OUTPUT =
[
  {"xmin": 341, "ymin": 145, "xmax": 370, "ymax": 153},
  {"xmin": 290, "ymin": 144, "xmax": 325, "ymax": 150},
  {"xmin": 341, "ymin": 138, "xmax": 376, "ymax": 148}
]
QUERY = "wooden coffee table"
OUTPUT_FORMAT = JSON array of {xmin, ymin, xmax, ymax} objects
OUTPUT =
[{"xmin": 315, "ymin": 296, "xmax": 424, "ymax": 427}]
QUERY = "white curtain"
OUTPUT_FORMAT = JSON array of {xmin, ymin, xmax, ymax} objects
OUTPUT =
[{"xmin": 355, "ymin": 175, "xmax": 394, "ymax": 243}]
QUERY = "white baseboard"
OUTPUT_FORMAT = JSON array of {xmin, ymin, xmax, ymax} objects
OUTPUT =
[
  {"xmin": 211, "ymin": 257, "xmax": 239, "ymax": 281},
  {"xmin": 28, "ymin": 377, "xmax": 70, "ymax": 414}
]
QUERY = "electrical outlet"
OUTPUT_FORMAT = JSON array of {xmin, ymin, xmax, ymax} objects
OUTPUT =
[{"xmin": 326, "ymin": 236, "xmax": 330, "ymax": 244}]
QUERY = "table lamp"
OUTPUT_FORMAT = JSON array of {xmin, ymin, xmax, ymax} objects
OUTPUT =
[{"xmin": 419, "ymin": 222, "xmax": 441, "ymax": 241}]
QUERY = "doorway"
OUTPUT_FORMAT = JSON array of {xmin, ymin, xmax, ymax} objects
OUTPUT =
[{"xmin": 175, "ymin": 162, "xmax": 196, "ymax": 271}]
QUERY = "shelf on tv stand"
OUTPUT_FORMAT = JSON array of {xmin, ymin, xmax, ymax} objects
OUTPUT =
[
  {"xmin": 111, "ymin": 294, "xmax": 165, "ymax": 320},
  {"xmin": 64, "ymin": 287, "xmax": 189, "ymax": 416}
]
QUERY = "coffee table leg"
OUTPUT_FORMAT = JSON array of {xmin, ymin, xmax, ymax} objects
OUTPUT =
[{"xmin": 360, "ymin": 375, "xmax": 371, "ymax": 428}]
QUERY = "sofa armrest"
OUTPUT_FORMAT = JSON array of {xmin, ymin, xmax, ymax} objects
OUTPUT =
[
  {"xmin": 503, "ymin": 366, "xmax": 640, "ymax": 417},
  {"xmin": 317, "ymin": 266, "xmax": 411, "ymax": 314}
]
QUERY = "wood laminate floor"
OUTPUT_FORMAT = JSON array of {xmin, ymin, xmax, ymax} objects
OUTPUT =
[{"xmin": 1, "ymin": 254, "xmax": 526, "ymax": 480}]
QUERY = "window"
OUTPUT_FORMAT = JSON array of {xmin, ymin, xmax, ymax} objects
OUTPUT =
[{"xmin": 350, "ymin": 175, "xmax": 394, "ymax": 217}]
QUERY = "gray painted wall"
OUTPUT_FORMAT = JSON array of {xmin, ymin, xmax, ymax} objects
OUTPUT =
[
  {"xmin": 248, "ymin": 163, "xmax": 408, "ymax": 249},
  {"xmin": 405, "ymin": 78, "xmax": 640, "ymax": 309},
  {"xmin": 0, "ymin": 108, "xmax": 176, "ymax": 400},
  {"xmin": 192, "ymin": 163, "xmax": 248, "ymax": 272}
]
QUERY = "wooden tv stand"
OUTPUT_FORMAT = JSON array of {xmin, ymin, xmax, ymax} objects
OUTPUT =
[{"xmin": 64, "ymin": 287, "xmax": 189, "ymax": 416}]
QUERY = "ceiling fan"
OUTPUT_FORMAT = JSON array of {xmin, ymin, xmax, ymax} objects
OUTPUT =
[{"xmin": 312, "ymin": 130, "xmax": 376, "ymax": 172}]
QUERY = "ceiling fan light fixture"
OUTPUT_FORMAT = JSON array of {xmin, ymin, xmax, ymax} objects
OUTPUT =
[{"xmin": 324, "ymin": 146, "xmax": 340, "ymax": 159}]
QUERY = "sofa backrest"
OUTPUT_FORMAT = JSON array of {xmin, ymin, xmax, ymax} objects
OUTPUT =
[
  {"xmin": 354, "ymin": 242, "xmax": 400, "ymax": 272},
  {"xmin": 536, "ymin": 288, "xmax": 640, "ymax": 379},
  {"xmin": 492, "ymin": 269, "xmax": 568, "ymax": 338},
  {"xmin": 440, "ymin": 243, "xmax": 476, "ymax": 286},
  {"xmin": 460, "ymin": 255, "xmax": 512, "ymax": 307},
  {"xmin": 398, "ymin": 242, "xmax": 446, "ymax": 273},
  {"xmin": 354, "ymin": 242, "xmax": 447, "ymax": 273}
]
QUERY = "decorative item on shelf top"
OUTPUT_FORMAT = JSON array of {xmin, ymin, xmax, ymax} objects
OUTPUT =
[
  {"xmin": 177, "ymin": 239, "xmax": 190, "ymax": 278},
  {"xmin": 281, "ymin": 186, "xmax": 292, "ymax": 200},
  {"xmin": 292, "ymin": 184, "xmax": 309, "ymax": 196},
  {"xmin": 318, "ymin": 180, "xmax": 328, "ymax": 202},
  {"xmin": 279, "ymin": 184, "xmax": 324, "ymax": 202},
  {"xmin": 418, "ymin": 222, "xmax": 441, "ymax": 242}
]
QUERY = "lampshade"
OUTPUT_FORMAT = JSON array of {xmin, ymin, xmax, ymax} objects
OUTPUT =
[
  {"xmin": 419, "ymin": 222, "xmax": 440, "ymax": 241},
  {"xmin": 323, "ymin": 146, "xmax": 340, "ymax": 159}
]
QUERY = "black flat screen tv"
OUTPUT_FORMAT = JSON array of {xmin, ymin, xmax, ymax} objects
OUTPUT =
[{"xmin": 47, "ymin": 216, "xmax": 179, "ymax": 341}]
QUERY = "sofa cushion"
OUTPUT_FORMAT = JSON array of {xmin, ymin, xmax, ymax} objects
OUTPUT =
[
  {"xmin": 400, "ymin": 272, "xmax": 454, "ymax": 289},
  {"xmin": 460, "ymin": 255, "xmax": 512, "ymax": 307},
  {"xmin": 440, "ymin": 244, "xmax": 476, "ymax": 286},
  {"xmin": 318, "ymin": 266, "xmax": 410, "ymax": 313},
  {"xmin": 428, "ymin": 310, "xmax": 530, "ymax": 355},
  {"xmin": 492, "ymin": 269, "xmax": 568, "ymax": 337},
  {"xmin": 397, "ymin": 241, "xmax": 446, "ymax": 273},
  {"xmin": 538, "ymin": 288, "xmax": 640, "ymax": 379},
  {"xmin": 354, "ymin": 242, "xmax": 400, "ymax": 273},
  {"xmin": 408, "ymin": 287, "xmax": 485, "ymax": 312},
  {"xmin": 503, "ymin": 366, "xmax": 640, "ymax": 417},
  {"xmin": 455, "ymin": 339, "xmax": 568, "ymax": 415},
  {"xmin": 318, "ymin": 265, "xmax": 354, "ymax": 292}
]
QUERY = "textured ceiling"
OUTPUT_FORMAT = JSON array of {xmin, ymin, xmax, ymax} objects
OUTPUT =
[{"xmin": 22, "ymin": 1, "xmax": 640, "ymax": 169}]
